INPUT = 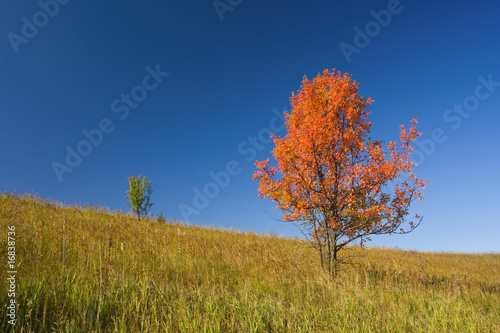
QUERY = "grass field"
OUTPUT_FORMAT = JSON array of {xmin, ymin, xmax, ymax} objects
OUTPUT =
[{"xmin": 1, "ymin": 193, "xmax": 499, "ymax": 332}]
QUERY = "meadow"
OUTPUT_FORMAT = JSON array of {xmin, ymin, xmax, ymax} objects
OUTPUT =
[{"xmin": 1, "ymin": 193, "xmax": 499, "ymax": 332}]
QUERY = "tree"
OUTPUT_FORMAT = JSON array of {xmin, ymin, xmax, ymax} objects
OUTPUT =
[
  {"xmin": 156, "ymin": 212, "xmax": 167, "ymax": 223},
  {"xmin": 125, "ymin": 174, "xmax": 153, "ymax": 221},
  {"xmin": 253, "ymin": 69, "xmax": 427, "ymax": 276}
]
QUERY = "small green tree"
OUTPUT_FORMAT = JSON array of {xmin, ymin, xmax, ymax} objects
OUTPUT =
[
  {"xmin": 156, "ymin": 212, "xmax": 167, "ymax": 223},
  {"xmin": 125, "ymin": 174, "xmax": 153, "ymax": 221}
]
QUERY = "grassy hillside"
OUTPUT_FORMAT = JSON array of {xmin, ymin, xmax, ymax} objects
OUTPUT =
[{"xmin": 1, "ymin": 193, "xmax": 499, "ymax": 332}]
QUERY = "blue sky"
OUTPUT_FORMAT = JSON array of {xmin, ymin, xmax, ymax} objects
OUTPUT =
[{"xmin": 1, "ymin": 0, "xmax": 499, "ymax": 253}]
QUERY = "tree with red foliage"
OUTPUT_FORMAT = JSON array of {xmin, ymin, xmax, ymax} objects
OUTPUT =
[{"xmin": 253, "ymin": 69, "xmax": 427, "ymax": 276}]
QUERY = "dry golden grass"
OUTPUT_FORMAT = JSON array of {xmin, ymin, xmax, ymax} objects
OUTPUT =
[{"xmin": 1, "ymin": 192, "xmax": 499, "ymax": 332}]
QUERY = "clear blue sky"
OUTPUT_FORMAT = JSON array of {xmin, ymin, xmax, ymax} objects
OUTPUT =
[{"xmin": 1, "ymin": 0, "xmax": 499, "ymax": 253}]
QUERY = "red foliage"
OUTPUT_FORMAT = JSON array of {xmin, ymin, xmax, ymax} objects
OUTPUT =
[{"xmin": 253, "ymin": 69, "xmax": 426, "ymax": 272}]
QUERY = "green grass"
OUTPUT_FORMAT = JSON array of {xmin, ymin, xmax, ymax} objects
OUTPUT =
[{"xmin": 1, "ymin": 193, "xmax": 499, "ymax": 332}]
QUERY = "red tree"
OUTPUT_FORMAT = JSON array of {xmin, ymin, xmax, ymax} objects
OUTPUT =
[{"xmin": 253, "ymin": 69, "xmax": 427, "ymax": 276}]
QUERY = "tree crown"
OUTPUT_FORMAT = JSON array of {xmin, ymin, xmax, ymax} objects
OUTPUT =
[
  {"xmin": 125, "ymin": 174, "xmax": 153, "ymax": 221},
  {"xmin": 254, "ymin": 69, "xmax": 426, "ymax": 254}
]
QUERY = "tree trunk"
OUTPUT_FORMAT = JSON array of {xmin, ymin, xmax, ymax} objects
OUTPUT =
[
  {"xmin": 325, "ymin": 223, "xmax": 332, "ymax": 275},
  {"xmin": 331, "ymin": 234, "xmax": 339, "ymax": 277}
]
